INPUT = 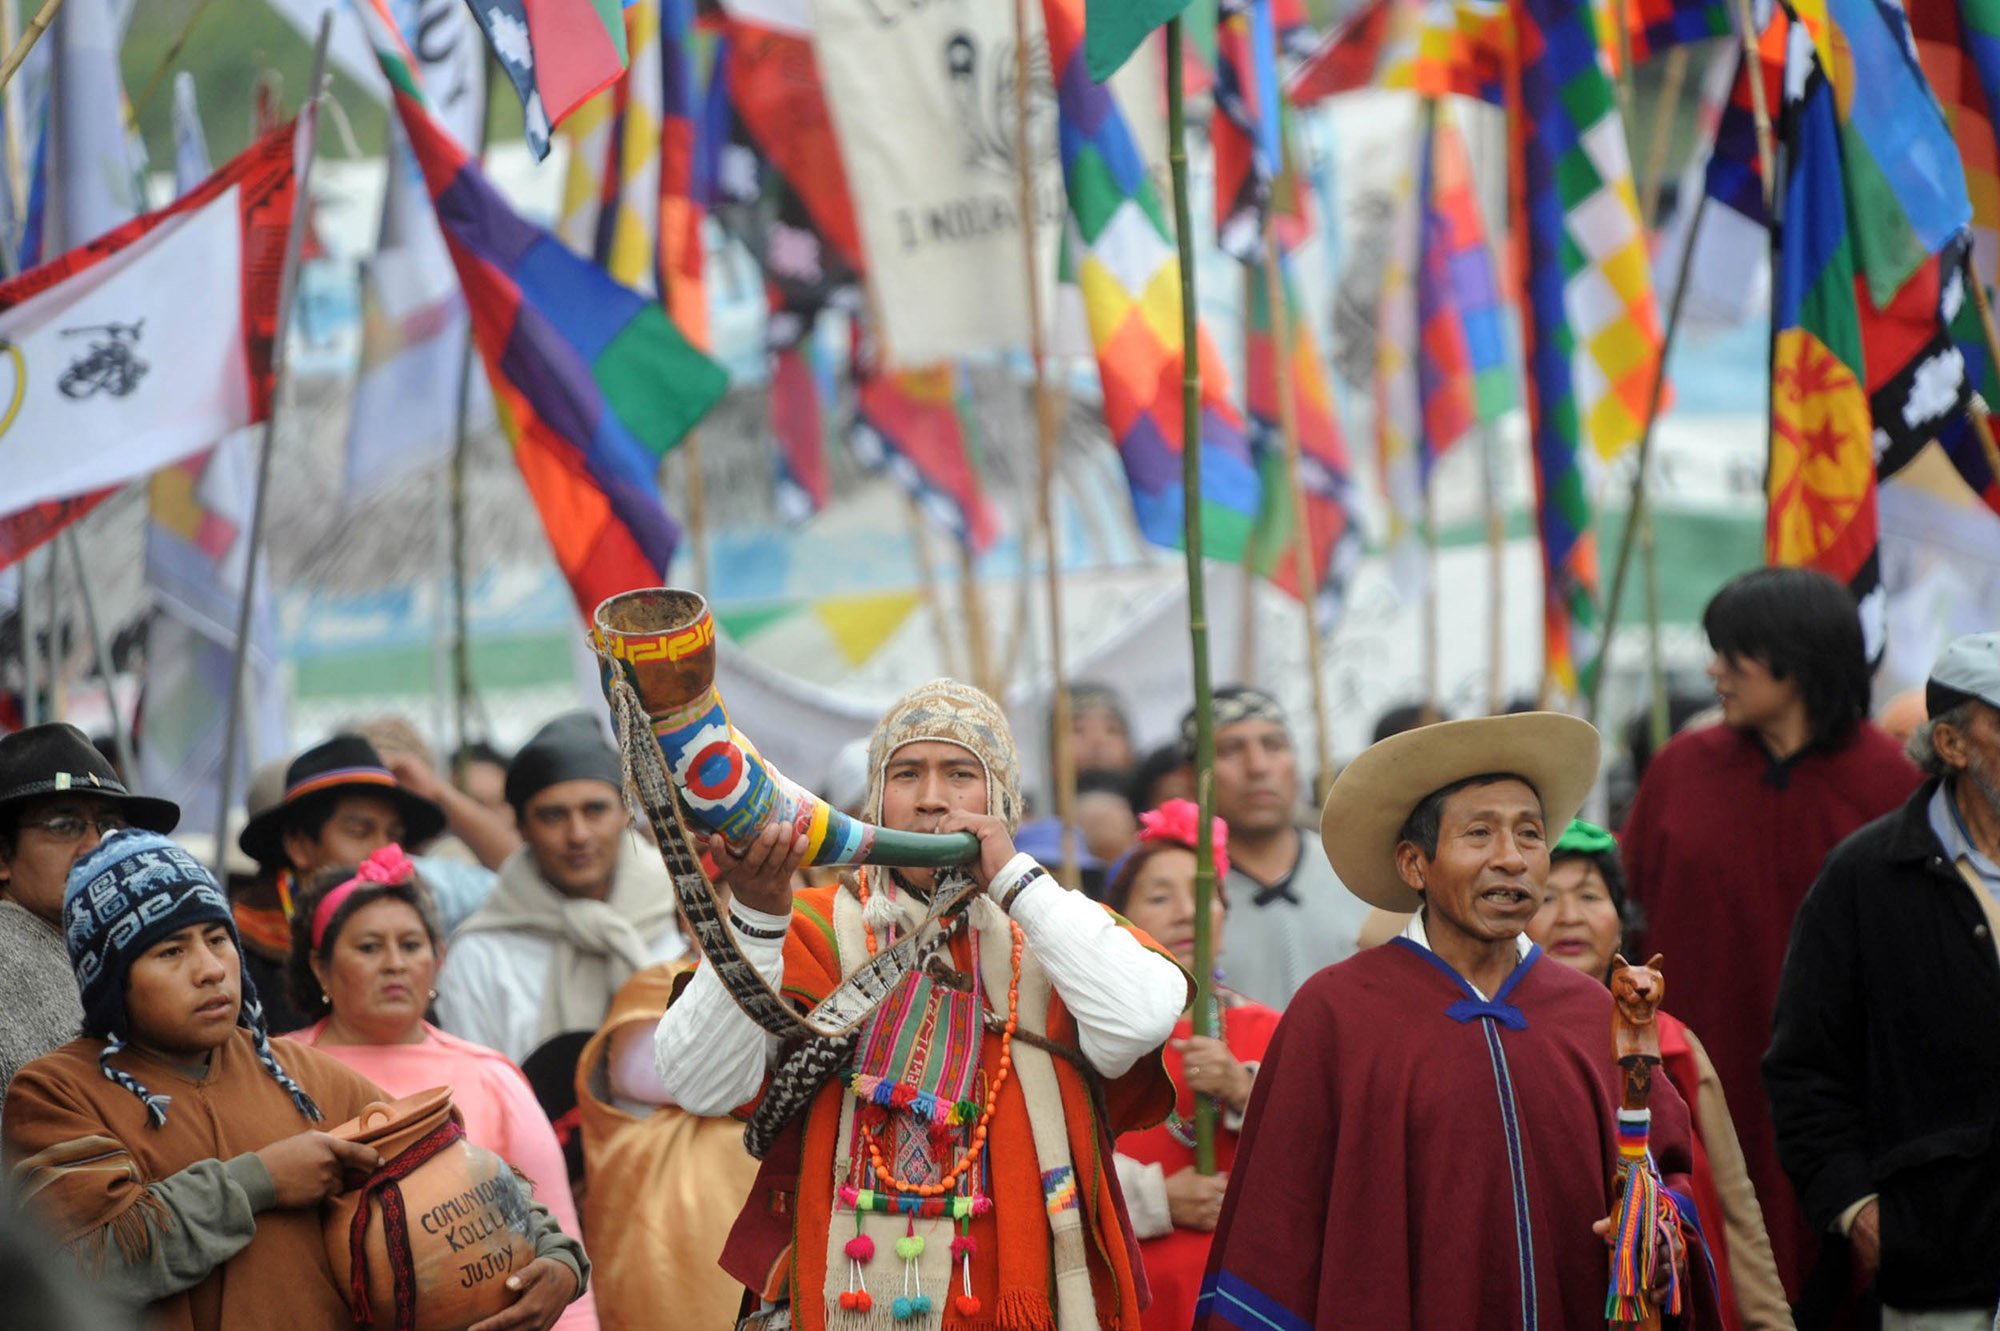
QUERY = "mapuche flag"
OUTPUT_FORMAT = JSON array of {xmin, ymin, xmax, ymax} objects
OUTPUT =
[
  {"xmin": 1768, "ymin": 0, "xmax": 1972, "ymax": 655},
  {"xmin": 0, "ymin": 123, "xmax": 302, "ymax": 568},
  {"xmin": 360, "ymin": 0, "xmax": 727, "ymax": 617}
]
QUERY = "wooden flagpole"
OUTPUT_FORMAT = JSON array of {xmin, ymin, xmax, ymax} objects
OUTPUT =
[
  {"xmin": 1962, "ymin": 257, "xmax": 2000, "ymax": 484},
  {"xmin": 1482, "ymin": 425, "xmax": 1506, "ymax": 713},
  {"xmin": 905, "ymin": 495, "xmax": 965, "ymax": 682},
  {"xmin": 1168, "ymin": 14, "xmax": 1221, "ymax": 1172},
  {"xmin": 17, "ymin": 549, "xmax": 36, "ymax": 725},
  {"xmin": 1256, "ymin": 233, "xmax": 1333, "ymax": 796},
  {"xmin": 957, "ymin": 538, "xmax": 996, "ymax": 699},
  {"xmin": 1014, "ymin": 0, "xmax": 1077, "ymax": 888},
  {"xmin": 0, "ymin": 0, "xmax": 59, "ymax": 100},
  {"xmin": 1237, "ymin": 264, "xmax": 1260, "ymax": 683},
  {"xmin": 210, "ymin": 14, "xmax": 331, "ymax": 878},
  {"xmin": 449, "ymin": 55, "xmax": 500, "ymax": 776},
  {"xmin": 125, "ymin": 0, "xmax": 217, "ymax": 125},
  {"xmin": 64, "ymin": 530, "xmax": 133, "ymax": 776}
]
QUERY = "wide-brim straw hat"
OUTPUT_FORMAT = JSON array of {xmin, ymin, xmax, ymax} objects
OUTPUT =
[{"xmin": 1320, "ymin": 712, "xmax": 1602, "ymax": 912}]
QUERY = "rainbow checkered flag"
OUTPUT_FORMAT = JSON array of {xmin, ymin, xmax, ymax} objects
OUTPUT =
[
  {"xmin": 1046, "ymin": 0, "xmax": 1262, "ymax": 562},
  {"xmin": 1509, "ymin": 0, "xmax": 1662, "ymax": 694},
  {"xmin": 358, "ymin": 0, "xmax": 727, "ymax": 615}
]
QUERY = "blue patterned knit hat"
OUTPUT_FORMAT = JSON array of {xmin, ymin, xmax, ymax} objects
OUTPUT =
[{"xmin": 63, "ymin": 829, "xmax": 320, "ymax": 1128}]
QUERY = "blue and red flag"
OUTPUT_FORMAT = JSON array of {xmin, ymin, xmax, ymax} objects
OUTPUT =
[
  {"xmin": 360, "ymin": 0, "xmax": 726, "ymax": 617},
  {"xmin": 849, "ymin": 359, "xmax": 1000, "ymax": 555},
  {"xmin": 466, "ymin": 0, "xmax": 629, "ymax": 160},
  {"xmin": 1768, "ymin": 0, "xmax": 1972, "ymax": 653}
]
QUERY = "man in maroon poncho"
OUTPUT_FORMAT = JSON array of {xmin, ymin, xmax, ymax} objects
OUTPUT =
[
  {"xmin": 1195, "ymin": 713, "xmax": 1718, "ymax": 1330},
  {"xmin": 1622, "ymin": 568, "xmax": 1918, "ymax": 1310}
]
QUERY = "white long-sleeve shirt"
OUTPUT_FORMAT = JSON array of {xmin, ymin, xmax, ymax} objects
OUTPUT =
[{"xmin": 657, "ymin": 853, "xmax": 1190, "ymax": 1115}]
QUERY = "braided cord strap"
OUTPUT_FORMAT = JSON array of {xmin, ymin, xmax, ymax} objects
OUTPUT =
[
  {"xmin": 605, "ymin": 669, "xmax": 981, "ymax": 1043},
  {"xmin": 346, "ymin": 1118, "xmax": 467, "ymax": 1331}
]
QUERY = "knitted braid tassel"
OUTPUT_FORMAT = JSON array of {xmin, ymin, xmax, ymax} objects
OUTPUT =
[{"xmin": 1606, "ymin": 1109, "xmax": 1684, "ymax": 1328}]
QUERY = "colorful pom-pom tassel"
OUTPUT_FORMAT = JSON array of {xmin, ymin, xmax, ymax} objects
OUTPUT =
[
  {"xmin": 846, "ymin": 1235, "xmax": 876, "ymax": 1262},
  {"xmin": 892, "ymin": 1295, "xmax": 915, "ymax": 1322},
  {"xmin": 954, "ymin": 1294, "xmax": 982, "ymax": 1316},
  {"xmin": 910, "ymin": 1295, "xmax": 933, "ymax": 1315},
  {"xmin": 949, "ymin": 1234, "xmax": 976, "ymax": 1260},
  {"xmin": 895, "ymin": 1234, "xmax": 925, "ymax": 1261}
]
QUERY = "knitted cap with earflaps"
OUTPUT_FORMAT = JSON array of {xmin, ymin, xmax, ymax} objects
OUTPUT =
[
  {"xmin": 862, "ymin": 679, "xmax": 1023, "ymax": 834},
  {"xmin": 63, "ymin": 829, "xmax": 321, "ymax": 1127}
]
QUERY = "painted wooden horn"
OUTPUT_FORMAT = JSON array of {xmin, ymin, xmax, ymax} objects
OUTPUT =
[{"xmin": 592, "ymin": 588, "xmax": 978, "ymax": 868}]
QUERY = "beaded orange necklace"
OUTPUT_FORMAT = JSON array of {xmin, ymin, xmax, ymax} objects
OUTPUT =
[{"xmin": 854, "ymin": 868, "xmax": 1023, "ymax": 1198}]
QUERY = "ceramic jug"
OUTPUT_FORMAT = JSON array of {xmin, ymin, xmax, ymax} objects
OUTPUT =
[{"xmin": 323, "ymin": 1086, "xmax": 538, "ymax": 1331}]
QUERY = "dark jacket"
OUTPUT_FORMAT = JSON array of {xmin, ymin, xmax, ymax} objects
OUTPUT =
[{"xmin": 1763, "ymin": 777, "xmax": 2000, "ymax": 1310}]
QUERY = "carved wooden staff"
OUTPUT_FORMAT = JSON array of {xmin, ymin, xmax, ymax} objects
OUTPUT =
[{"xmin": 1606, "ymin": 953, "xmax": 1683, "ymax": 1330}]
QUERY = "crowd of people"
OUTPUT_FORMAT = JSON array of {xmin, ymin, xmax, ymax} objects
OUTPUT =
[{"xmin": 0, "ymin": 562, "xmax": 1995, "ymax": 1331}]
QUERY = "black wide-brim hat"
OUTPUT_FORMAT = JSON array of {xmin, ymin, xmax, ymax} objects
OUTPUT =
[
  {"xmin": 0, "ymin": 723, "xmax": 180, "ymax": 833},
  {"xmin": 237, "ymin": 734, "xmax": 447, "ymax": 868}
]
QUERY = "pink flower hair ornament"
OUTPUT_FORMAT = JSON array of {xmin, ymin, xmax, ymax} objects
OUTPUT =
[
  {"xmin": 1133, "ymin": 798, "xmax": 1229, "ymax": 882},
  {"xmin": 310, "ymin": 843, "xmax": 419, "ymax": 949}
]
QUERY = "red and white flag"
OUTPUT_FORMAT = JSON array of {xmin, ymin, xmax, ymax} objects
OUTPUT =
[{"xmin": 0, "ymin": 123, "xmax": 302, "ymax": 568}]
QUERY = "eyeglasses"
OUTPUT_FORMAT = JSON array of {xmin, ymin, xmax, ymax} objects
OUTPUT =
[{"xmin": 19, "ymin": 812, "xmax": 131, "ymax": 843}]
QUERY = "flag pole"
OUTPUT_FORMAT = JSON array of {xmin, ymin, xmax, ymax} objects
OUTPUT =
[
  {"xmin": 64, "ymin": 530, "xmax": 133, "ymax": 776},
  {"xmin": 1731, "ymin": 0, "xmax": 1775, "ymax": 203},
  {"xmin": 957, "ymin": 538, "xmax": 995, "ymax": 698},
  {"xmin": 1168, "ymin": 13, "xmax": 1221, "ymax": 1172},
  {"xmin": 209, "ymin": 14, "xmax": 331, "ymax": 878},
  {"xmin": 905, "ymin": 494, "xmax": 965, "ymax": 682},
  {"xmin": 1237, "ymin": 264, "xmax": 1260, "ymax": 683},
  {"xmin": 683, "ymin": 432, "xmax": 711, "ymax": 596},
  {"xmin": 0, "ymin": 0, "xmax": 58, "ymax": 100},
  {"xmin": 125, "ymin": 0, "xmax": 217, "ymax": 125},
  {"xmin": 17, "ymin": 549, "xmax": 36, "ymax": 724},
  {"xmin": 1014, "ymin": 0, "xmax": 1077, "ymax": 889},
  {"xmin": 1585, "ymin": 180, "xmax": 1710, "ymax": 726},
  {"xmin": 1482, "ymin": 424, "xmax": 1506, "ymax": 712},
  {"xmin": 450, "ymin": 55, "xmax": 500, "ymax": 774},
  {"xmin": 1259, "ymin": 232, "xmax": 1333, "ymax": 798},
  {"xmin": 1961, "ymin": 258, "xmax": 2000, "ymax": 484}
]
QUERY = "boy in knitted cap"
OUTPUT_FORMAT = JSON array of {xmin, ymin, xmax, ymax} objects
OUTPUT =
[
  {"xmin": 2, "ymin": 830, "xmax": 589, "ymax": 1331},
  {"xmin": 658, "ymin": 678, "xmax": 1190, "ymax": 1331}
]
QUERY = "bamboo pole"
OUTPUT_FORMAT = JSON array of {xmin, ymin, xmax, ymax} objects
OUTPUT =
[
  {"xmin": 126, "ymin": 0, "xmax": 217, "ymax": 126},
  {"xmin": 1422, "ymin": 474, "xmax": 1440, "ymax": 709},
  {"xmin": 683, "ymin": 433, "xmax": 711, "ymax": 596},
  {"xmin": 1639, "ymin": 46, "xmax": 1689, "ymax": 235},
  {"xmin": 906, "ymin": 495, "xmax": 965, "ymax": 682},
  {"xmin": 957, "ymin": 538, "xmax": 994, "ymax": 697},
  {"xmin": 17, "ymin": 548, "xmax": 35, "ymax": 725},
  {"xmin": 451, "ymin": 54, "xmax": 499, "ymax": 777},
  {"xmin": 1168, "ymin": 15, "xmax": 1221, "ymax": 1171},
  {"xmin": 1586, "ymin": 185, "xmax": 1709, "ymax": 725},
  {"xmin": 1482, "ymin": 425, "xmax": 1506, "ymax": 714},
  {"xmin": 1963, "ymin": 261, "xmax": 2000, "ymax": 486},
  {"xmin": 1258, "ymin": 235, "xmax": 1333, "ymax": 796},
  {"xmin": 210, "ymin": 14, "xmax": 332, "ymax": 879},
  {"xmin": 1013, "ymin": 0, "xmax": 1077, "ymax": 888},
  {"xmin": 65, "ymin": 529, "xmax": 133, "ymax": 777},
  {"xmin": 0, "ymin": 0, "xmax": 58, "ymax": 101},
  {"xmin": 0, "ymin": 0, "xmax": 26, "ymax": 270},
  {"xmin": 1731, "ymin": 0, "xmax": 1775, "ymax": 208},
  {"xmin": 1237, "ymin": 264, "xmax": 1260, "ymax": 683}
]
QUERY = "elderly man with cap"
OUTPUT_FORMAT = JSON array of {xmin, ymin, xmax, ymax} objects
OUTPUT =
[
  {"xmin": 1186, "ymin": 684, "xmax": 1370, "ymax": 1009},
  {"xmin": 656, "ymin": 678, "xmax": 1188, "ymax": 1331},
  {"xmin": 0, "ymin": 723, "xmax": 180, "ymax": 1106},
  {"xmin": 1195, "ymin": 712, "xmax": 1715, "ymax": 1330},
  {"xmin": 1765, "ymin": 633, "xmax": 2000, "ymax": 1328},
  {"xmin": 434, "ymin": 713, "xmax": 681, "ymax": 1067}
]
